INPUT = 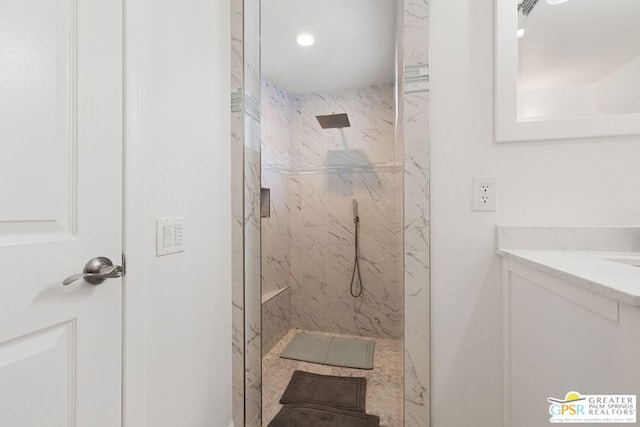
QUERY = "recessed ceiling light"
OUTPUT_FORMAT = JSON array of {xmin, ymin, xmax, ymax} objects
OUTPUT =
[
  {"xmin": 547, "ymin": 0, "xmax": 569, "ymax": 4},
  {"xmin": 296, "ymin": 33, "xmax": 315, "ymax": 47},
  {"xmin": 517, "ymin": 28, "xmax": 525, "ymax": 38}
]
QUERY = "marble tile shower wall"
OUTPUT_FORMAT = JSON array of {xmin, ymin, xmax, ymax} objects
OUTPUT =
[
  {"xmin": 261, "ymin": 81, "xmax": 292, "ymax": 296},
  {"xmin": 262, "ymin": 288, "xmax": 291, "ymax": 357},
  {"xmin": 238, "ymin": 0, "xmax": 430, "ymax": 424},
  {"xmin": 402, "ymin": 0, "xmax": 431, "ymax": 425},
  {"xmin": 261, "ymin": 171, "xmax": 291, "ymax": 294},
  {"xmin": 261, "ymin": 81, "xmax": 403, "ymax": 339},
  {"xmin": 229, "ymin": 0, "xmax": 244, "ymax": 424},
  {"xmin": 288, "ymin": 85, "xmax": 397, "ymax": 168},
  {"xmin": 262, "ymin": 81, "xmax": 291, "ymax": 167},
  {"xmin": 289, "ymin": 171, "xmax": 403, "ymax": 338},
  {"xmin": 230, "ymin": 0, "xmax": 262, "ymax": 424}
]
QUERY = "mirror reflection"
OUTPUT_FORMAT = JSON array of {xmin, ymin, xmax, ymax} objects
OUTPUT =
[{"xmin": 517, "ymin": 0, "xmax": 640, "ymax": 121}]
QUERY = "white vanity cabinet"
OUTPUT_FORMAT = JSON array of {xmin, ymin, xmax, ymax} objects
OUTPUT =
[{"xmin": 498, "ymin": 227, "xmax": 640, "ymax": 426}]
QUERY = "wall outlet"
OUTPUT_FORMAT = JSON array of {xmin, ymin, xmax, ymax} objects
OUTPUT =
[{"xmin": 472, "ymin": 177, "xmax": 497, "ymax": 211}]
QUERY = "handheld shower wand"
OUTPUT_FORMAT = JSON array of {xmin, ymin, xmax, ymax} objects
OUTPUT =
[
  {"xmin": 353, "ymin": 199, "xmax": 359, "ymax": 223},
  {"xmin": 350, "ymin": 199, "xmax": 363, "ymax": 298}
]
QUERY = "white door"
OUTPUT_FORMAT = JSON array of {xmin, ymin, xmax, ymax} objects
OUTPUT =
[{"xmin": 0, "ymin": 1, "xmax": 123, "ymax": 426}]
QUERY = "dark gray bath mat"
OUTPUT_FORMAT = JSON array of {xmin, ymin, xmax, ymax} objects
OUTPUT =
[
  {"xmin": 279, "ymin": 370, "xmax": 367, "ymax": 412},
  {"xmin": 267, "ymin": 404, "xmax": 380, "ymax": 427},
  {"xmin": 280, "ymin": 332, "xmax": 375, "ymax": 369}
]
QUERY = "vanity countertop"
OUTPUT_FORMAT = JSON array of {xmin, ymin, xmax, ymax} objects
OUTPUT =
[
  {"xmin": 498, "ymin": 249, "xmax": 640, "ymax": 307},
  {"xmin": 496, "ymin": 226, "xmax": 640, "ymax": 307}
]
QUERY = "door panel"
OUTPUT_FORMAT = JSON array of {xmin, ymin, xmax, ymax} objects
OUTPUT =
[
  {"xmin": 0, "ymin": 322, "xmax": 75, "ymax": 426},
  {"xmin": 0, "ymin": 0, "xmax": 76, "ymax": 241},
  {"xmin": 0, "ymin": 0, "xmax": 123, "ymax": 425}
]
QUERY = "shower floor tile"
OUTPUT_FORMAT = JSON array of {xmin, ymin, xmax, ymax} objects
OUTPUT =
[{"xmin": 262, "ymin": 328, "xmax": 403, "ymax": 427}]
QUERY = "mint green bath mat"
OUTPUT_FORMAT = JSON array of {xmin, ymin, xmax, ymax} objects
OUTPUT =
[{"xmin": 280, "ymin": 333, "xmax": 375, "ymax": 370}]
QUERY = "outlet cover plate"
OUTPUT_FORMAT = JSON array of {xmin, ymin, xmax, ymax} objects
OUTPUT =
[{"xmin": 472, "ymin": 177, "xmax": 497, "ymax": 211}]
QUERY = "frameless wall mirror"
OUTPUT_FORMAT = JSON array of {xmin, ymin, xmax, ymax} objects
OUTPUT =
[{"xmin": 496, "ymin": 0, "xmax": 640, "ymax": 142}]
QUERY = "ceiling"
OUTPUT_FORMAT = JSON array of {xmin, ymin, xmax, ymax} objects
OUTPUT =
[
  {"xmin": 261, "ymin": 0, "xmax": 397, "ymax": 95},
  {"xmin": 518, "ymin": 0, "xmax": 640, "ymax": 89}
]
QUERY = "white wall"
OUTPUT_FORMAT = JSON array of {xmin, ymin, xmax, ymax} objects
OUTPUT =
[
  {"xmin": 430, "ymin": 0, "xmax": 640, "ymax": 426},
  {"xmin": 131, "ymin": 1, "xmax": 232, "ymax": 426}
]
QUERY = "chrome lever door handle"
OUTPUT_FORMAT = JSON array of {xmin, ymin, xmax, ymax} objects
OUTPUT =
[{"xmin": 63, "ymin": 257, "xmax": 123, "ymax": 286}]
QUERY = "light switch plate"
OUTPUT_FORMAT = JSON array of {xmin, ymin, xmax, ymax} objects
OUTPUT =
[{"xmin": 156, "ymin": 217, "xmax": 185, "ymax": 256}]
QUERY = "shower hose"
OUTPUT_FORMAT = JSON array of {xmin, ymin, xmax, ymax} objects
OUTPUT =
[{"xmin": 350, "ymin": 215, "xmax": 363, "ymax": 298}]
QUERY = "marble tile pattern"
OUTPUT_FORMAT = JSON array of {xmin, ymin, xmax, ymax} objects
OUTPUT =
[
  {"xmin": 404, "ymin": 251, "xmax": 430, "ymax": 419},
  {"xmin": 230, "ymin": 0, "xmax": 244, "ymax": 424},
  {"xmin": 230, "ymin": 0, "xmax": 243, "ymax": 96},
  {"xmin": 402, "ymin": 0, "xmax": 431, "ymax": 425},
  {"xmin": 245, "ymin": 116, "xmax": 262, "ymax": 427},
  {"xmin": 288, "ymin": 85, "xmax": 396, "ymax": 169},
  {"xmin": 230, "ymin": 111, "xmax": 245, "ymax": 427},
  {"xmin": 404, "ymin": 0, "xmax": 430, "ymax": 66},
  {"xmin": 231, "ymin": 121, "xmax": 244, "ymax": 425},
  {"xmin": 404, "ymin": 92, "xmax": 430, "ymax": 253},
  {"xmin": 261, "ymin": 81, "xmax": 292, "ymax": 297},
  {"xmin": 289, "ymin": 171, "xmax": 403, "ymax": 339},
  {"xmin": 261, "ymin": 81, "xmax": 403, "ymax": 339},
  {"xmin": 244, "ymin": 0, "xmax": 260, "ymax": 101},
  {"xmin": 240, "ymin": 0, "xmax": 433, "ymax": 423},
  {"xmin": 262, "ymin": 289, "xmax": 292, "ymax": 357},
  {"xmin": 261, "ymin": 171, "xmax": 291, "ymax": 293},
  {"xmin": 230, "ymin": 0, "xmax": 263, "ymax": 423},
  {"xmin": 262, "ymin": 329, "xmax": 403, "ymax": 427},
  {"xmin": 262, "ymin": 81, "xmax": 292, "ymax": 167}
]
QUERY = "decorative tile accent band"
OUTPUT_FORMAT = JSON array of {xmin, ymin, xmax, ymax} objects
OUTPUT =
[
  {"xmin": 405, "ymin": 65, "xmax": 430, "ymax": 93},
  {"xmin": 262, "ymin": 161, "xmax": 403, "ymax": 175},
  {"xmin": 231, "ymin": 89, "xmax": 243, "ymax": 113},
  {"xmin": 245, "ymin": 93, "xmax": 261, "ymax": 121},
  {"xmin": 230, "ymin": 90, "xmax": 261, "ymax": 120}
]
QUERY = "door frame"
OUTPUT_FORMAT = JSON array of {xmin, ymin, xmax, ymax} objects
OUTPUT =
[
  {"xmin": 122, "ymin": 0, "xmax": 147, "ymax": 425},
  {"xmin": 230, "ymin": 0, "xmax": 432, "ymax": 425}
]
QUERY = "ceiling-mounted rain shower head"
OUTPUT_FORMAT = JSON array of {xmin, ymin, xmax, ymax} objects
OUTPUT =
[{"xmin": 316, "ymin": 113, "xmax": 351, "ymax": 129}]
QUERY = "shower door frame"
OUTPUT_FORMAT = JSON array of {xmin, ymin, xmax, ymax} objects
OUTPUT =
[{"xmin": 230, "ymin": 0, "xmax": 432, "ymax": 425}]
